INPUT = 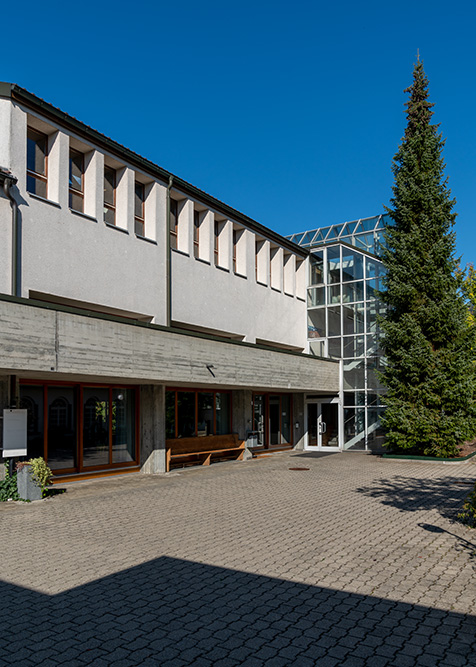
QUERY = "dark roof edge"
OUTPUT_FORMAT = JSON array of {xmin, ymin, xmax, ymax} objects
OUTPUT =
[
  {"xmin": 2, "ymin": 82, "xmax": 308, "ymax": 257},
  {"xmin": 0, "ymin": 292, "xmax": 338, "ymax": 364}
]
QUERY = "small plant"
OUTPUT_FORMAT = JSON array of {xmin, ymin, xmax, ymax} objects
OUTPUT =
[
  {"xmin": 16, "ymin": 457, "xmax": 53, "ymax": 496},
  {"xmin": 458, "ymin": 483, "xmax": 476, "ymax": 527},
  {"xmin": 0, "ymin": 462, "xmax": 21, "ymax": 501}
]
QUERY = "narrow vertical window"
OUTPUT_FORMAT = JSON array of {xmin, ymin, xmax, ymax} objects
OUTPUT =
[
  {"xmin": 134, "ymin": 181, "xmax": 145, "ymax": 236},
  {"xmin": 27, "ymin": 128, "xmax": 48, "ymax": 198},
  {"xmin": 233, "ymin": 229, "xmax": 238, "ymax": 273},
  {"xmin": 104, "ymin": 166, "xmax": 116, "ymax": 225},
  {"xmin": 69, "ymin": 149, "xmax": 84, "ymax": 212},
  {"xmin": 193, "ymin": 210, "xmax": 200, "ymax": 259},
  {"xmin": 170, "ymin": 199, "xmax": 178, "ymax": 249},
  {"xmin": 214, "ymin": 220, "xmax": 220, "ymax": 266}
]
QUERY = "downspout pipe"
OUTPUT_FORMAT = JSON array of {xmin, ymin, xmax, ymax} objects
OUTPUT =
[
  {"xmin": 166, "ymin": 175, "xmax": 173, "ymax": 327},
  {"xmin": 1, "ymin": 172, "xmax": 20, "ymax": 297}
]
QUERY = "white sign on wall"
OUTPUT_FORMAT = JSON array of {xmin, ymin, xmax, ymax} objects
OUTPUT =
[{"xmin": 2, "ymin": 409, "xmax": 27, "ymax": 457}]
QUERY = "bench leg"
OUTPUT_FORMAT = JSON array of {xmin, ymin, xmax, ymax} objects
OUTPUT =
[{"xmin": 203, "ymin": 453, "xmax": 212, "ymax": 466}]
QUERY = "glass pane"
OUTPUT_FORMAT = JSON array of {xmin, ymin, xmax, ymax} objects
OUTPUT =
[
  {"xmin": 134, "ymin": 182, "xmax": 144, "ymax": 218},
  {"xmin": 342, "ymin": 249, "xmax": 364, "ymax": 282},
  {"xmin": 47, "ymin": 386, "xmax": 77, "ymax": 470},
  {"xmin": 309, "ymin": 340, "xmax": 326, "ymax": 357},
  {"xmin": 112, "ymin": 388, "xmax": 135, "ymax": 463},
  {"xmin": 343, "ymin": 281, "xmax": 364, "ymax": 303},
  {"xmin": 165, "ymin": 391, "xmax": 175, "ymax": 438},
  {"xmin": 253, "ymin": 394, "xmax": 265, "ymax": 446},
  {"xmin": 20, "ymin": 386, "xmax": 45, "ymax": 460},
  {"xmin": 216, "ymin": 393, "xmax": 231, "ymax": 435},
  {"xmin": 328, "ymin": 284, "xmax": 341, "ymax": 304},
  {"xmin": 343, "ymin": 335, "xmax": 365, "ymax": 358},
  {"xmin": 27, "ymin": 174, "xmax": 47, "ymax": 198},
  {"xmin": 343, "ymin": 359, "xmax": 365, "ymax": 390},
  {"xmin": 308, "ymin": 308, "xmax": 326, "ymax": 338},
  {"xmin": 367, "ymin": 300, "xmax": 385, "ymax": 333},
  {"xmin": 343, "ymin": 304, "xmax": 365, "ymax": 335},
  {"xmin": 134, "ymin": 218, "xmax": 145, "ymax": 236},
  {"xmin": 27, "ymin": 129, "xmax": 47, "ymax": 175},
  {"xmin": 309, "ymin": 251, "xmax": 324, "ymax": 285},
  {"xmin": 307, "ymin": 403, "xmax": 317, "ymax": 446},
  {"xmin": 366, "ymin": 334, "xmax": 383, "ymax": 357},
  {"xmin": 69, "ymin": 191, "xmax": 84, "ymax": 212},
  {"xmin": 83, "ymin": 388, "xmax": 109, "ymax": 467},
  {"xmin": 321, "ymin": 403, "xmax": 339, "ymax": 447},
  {"xmin": 327, "ymin": 306, "xmax": 341, "ymax": 337},
  {"xmin": 269, "ymin": 395, "xmax": 280, "ymax": 445},
  {"xmin": 327, "ymin": 247, "xmax": 340, "ymax": 284},
  {"xmin": 366, "ymin": 257, "xmax": 386, "ymax": 279},
  {"xmin": 328, "ymin": 338, "xmax": 341, "ymax": 358},
  {"xmin": 343, "ymin": 407, "xmax": 366, "ymax": 450},
  {"xmin": 197, "ymin": 392, "xmax": 213, "ymax": 436},
  {"xmin": 281, "ymin": 395, "xmax": 291, "ymax": 444},
  {"xmin": 307, "ymin": 287, "xmax": 325, "ymax": 307},
  {"xmin": 69, "ymin": 151, "xmax": 83, "ymax": 191},
  {"xmin": 104, "ymin": 167, "xmax": 115, "ymax": 205},
  {"xmin": 170, "ymin": 199, "xmax": 177, "ymax": 231},
  {"xmin": 367, "ymin": 408, "xmax": 386, "ymax": 451},
  {"xmin": 177, "ymin": 391, "xmax": 196, "ymax": 437},
  {"xmin": 104, "ymin": 205, "xmax": 115, "ymax": 225},
  {"xmin": 367, "ymin": 357, "xmax": 386, "ymax": 391}
]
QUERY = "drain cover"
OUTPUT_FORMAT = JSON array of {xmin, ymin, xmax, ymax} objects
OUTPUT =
[{"xmin": 289, "ymin": 467, "xmax": 310, "ymax": 471}]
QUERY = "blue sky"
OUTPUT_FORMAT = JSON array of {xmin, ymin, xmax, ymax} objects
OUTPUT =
[{"xmin": 5, "ymin": 0, "xmax": 476, "ymax": 264}]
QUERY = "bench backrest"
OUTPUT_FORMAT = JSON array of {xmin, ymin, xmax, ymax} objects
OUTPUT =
[{"xmin": 167, "ymin": 434, "xmax": 243, "ymax": 456}]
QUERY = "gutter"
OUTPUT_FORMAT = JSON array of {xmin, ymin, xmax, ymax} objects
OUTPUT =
[
  {"xmin": 166, "ymin": 175, "xmax": 173, "ymax": 327},
  {"xmin": 0, "ymin": 168, "xmax": 20, "ymax": 297}
]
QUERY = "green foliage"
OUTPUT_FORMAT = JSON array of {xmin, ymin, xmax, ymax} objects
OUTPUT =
[
  {"xmin": 27, "ymin": 457, "xmax": 53, "ymax": 491},
  {"xmin": 456, "ymin": 263, "xmax": 476, "ymax": 327},
  {"xmin": 380, "ymin": 61, "xmax": 476, "ymax": 457},
  {"xmin": 458, "ymin": 482, "xmax": 476, "ymax": 527},
  {"xmin": 0, "ymin": 462, "xmax": 20, "ymax": 501}
]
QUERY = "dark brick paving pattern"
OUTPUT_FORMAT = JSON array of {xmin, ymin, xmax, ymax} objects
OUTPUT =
[{"xmin": 1, "ymin": 451, "xmax": 475, "ymax": 666}]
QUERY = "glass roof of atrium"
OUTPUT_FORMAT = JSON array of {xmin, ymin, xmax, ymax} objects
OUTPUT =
[{"xmin": 287, "ymin": 214, "xmax": 392, "ymax": 256}]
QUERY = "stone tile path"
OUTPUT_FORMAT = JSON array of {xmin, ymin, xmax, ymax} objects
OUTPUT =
[{"xmin": 1, "ymin": 451, "xmax": 476, "ymax": 666}]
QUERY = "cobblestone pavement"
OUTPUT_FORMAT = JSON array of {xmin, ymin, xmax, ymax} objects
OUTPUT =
[{"xmin": 1, "ymin": 451, "xmax": 476, "ymax": 666}]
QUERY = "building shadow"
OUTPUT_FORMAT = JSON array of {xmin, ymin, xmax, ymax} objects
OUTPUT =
[
  {"xmin": 356, "ymin": 474, "xmax": 476, "ymax": 523},
  {"xmin": 2, "ymin": 556, "xmax": 476, "ymax": 665}
]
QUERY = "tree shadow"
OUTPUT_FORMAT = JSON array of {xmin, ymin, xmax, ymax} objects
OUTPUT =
[
  {"xmin": 356, "ymin": 474, "xmax": 476, "ymax": 522},
  {"xmin": 1, "ymin": 556, "xmax": 475, "ymax": 665}
]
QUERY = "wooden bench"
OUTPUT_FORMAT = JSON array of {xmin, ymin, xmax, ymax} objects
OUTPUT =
[{"xmin": 166, "ymin": 434, "xmax": 245, "ymax": 472}]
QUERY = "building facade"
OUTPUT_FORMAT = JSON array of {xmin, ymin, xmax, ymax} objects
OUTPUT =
[{"xmin": 0, "ymin": 83, "xmax": 341, "ymax": 479}]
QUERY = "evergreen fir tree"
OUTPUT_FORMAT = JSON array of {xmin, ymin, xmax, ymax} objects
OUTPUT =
[{"xmin": 380, "ymin": 60, "xmax": 476, "ymax": 457}]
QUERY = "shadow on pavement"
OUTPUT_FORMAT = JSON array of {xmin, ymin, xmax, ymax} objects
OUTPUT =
[{"xmin": 2, "ymin": 556, "xmax": 475, "ymax": 666}]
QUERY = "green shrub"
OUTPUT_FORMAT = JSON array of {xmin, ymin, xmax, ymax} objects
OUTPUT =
[
  {"xmin": 0, "ymin": 462, "xmax": 20, "ymax": 501},
  {"xmin": 458, "ymin": 483, "xmax": 476, "ymax": 527}
]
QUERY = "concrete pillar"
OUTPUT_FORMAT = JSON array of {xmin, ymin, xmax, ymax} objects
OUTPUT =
[
  {"xmin": 293, "ymin": 393, "xmax": 305, "ymax": 450},
  {"xmin": 84, "ymin": 149, "xmax": 103, "ymax": 220},
  {"xmin": 232, "ymin": 389, "xmax": 253, "ymax": 459},
  {"xmin": 116, "ymin": 167, "xmax": 134, "ymax": 232},
  {"xmin": 48, "ymin": 130, "xmax": 69, "ymax": 207},
  {"xmin": 140, "ymin": 384, "xmax": 166, "ymax": 473}
]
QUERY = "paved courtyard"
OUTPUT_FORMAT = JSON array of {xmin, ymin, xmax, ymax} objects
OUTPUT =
[{"xmin": 1, "ymin": 451, "xmax": 476, "ymax": 666}]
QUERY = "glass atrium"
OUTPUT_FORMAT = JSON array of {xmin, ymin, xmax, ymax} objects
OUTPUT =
[{"xmin": 289, "ymin": 214, "xmax": 391, "ymax": 451}]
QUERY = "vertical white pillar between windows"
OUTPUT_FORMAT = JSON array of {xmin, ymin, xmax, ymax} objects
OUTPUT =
[
  {"xmin": 84, "ymin": 150, "xmax": 103, "ymax": 221},
  {"xmin": 178, "ymin": 199, "xmax": 193, "ymax": 254},
  {"xmin": 145, "ymin": 181, "xmax": 164, "ymax": 242},
  {"xmin": 200, "ymin": 210, "xmax": 213, "ymax": 263},
  {"xmin": 270, "ymin": 247, "xmax": 283, "ymax": 291},
  {"xmin": 284, "ymin": 254, "xmax": 296, "ymax": 296},
  {"xmin": 116, "ymin": 167, "xmax": 134, "ymax": 232},
  {"xmin": 48, "ymin": 131, "xmax": 68, "ymax": 207},
  {"xmin": 296, "ymin": 257, "xmax": 306, "ymax": 300},
  {"xmin": 244, "ymin": 229, "xmax": 255, "ymax": 279},
  {"xmin": 219, "ymin": 220, "xmax": 232, "ymax": 270}
]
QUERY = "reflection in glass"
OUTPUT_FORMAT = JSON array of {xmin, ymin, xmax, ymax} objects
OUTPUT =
[
  {"xmin": 341, "ymin": 249, "xmax": 363, "ymax": 282},
  {"xmin": 328, "ymin": 338, "xmax": 341, "ymax": 358},
  {"xmin": 166, "ymin": 391, "xmax": 175, "ymax": 438},
  {"xmin": 281, "ymin": 394, "xmax": 291, "ymax": 444},
  {"xmin": 309, "ymin": 251, "xmax": 324, "ymax": 285},
  {"xmin": 197, "ymin": 392, "xmax": 213, "ymax": 436},
  {"xmin": 177, "ymin": 392, "xmax": 196, "ymax": 437},
  {"xmin": 83, "ymin": 388, "xmax": 109, "ymax": 467},
  {"xmin": 47, "ymin": 386, "xmax": 77, "ymax": 470},
  {"xmin": 328, "ymin": 284, "xmax": 341, "ymax": 304},
  {"xmin": 327, "ymin": 306, "xmax": 341, "ymax": 337},
  {"xmin": 343, "ymin": 304, "xmax": 365, "ymax": 335},
  {"xmin": 253, "ymin": 395, "xmax": 265, "ymax": 446},
  {"xmin": 269, "ymin": 395, "xmax": 280, "ymax": 445},
  {"xmin": 343, "ymin": 335, "xmax": 365, "ymax": 358},
  {"xmin": 309, "ymin": 340, "xmax": 326, "ymax": 357},
  {"xmin": 307, "ymin": 286, "xmax": 325, "ymax": 307},
  {"xmin": 308, "ymin": 309, "xmax": 326, "ymax": 338},
  {"xmin": 216, "ymin": 393, "xmax": 231, "ymax": 435},
  {"xmin": 20, "ymin": 386, "xmax": 45, "ymax": 460},
  {"xmin": 112, "ymin": 388, "xmax": 135, "ymax": 463},
  {"xmin": 343, "ymin": 407, "xmax": 366, "ymax": 450},
  {"xmin": 327, "ymin": 247, "xmax": 340, "ymax": 284},
  {"xmin": 307, "ymin": 403, "xmax": 317, "ymax": 446},
  {"xmin": 343, "ymin": 359, "xmax": 365, "ymax": 390},
  {"xmin": 343, "ymin": 281, "xmax": 364, "ymax": 303}
]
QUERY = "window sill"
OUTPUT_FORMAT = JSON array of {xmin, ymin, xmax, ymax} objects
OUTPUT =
[
  {"xmin": 233, "ymin": 272, "xmax": 247, "ymax": 280},
  {"xmin": 271, "ymin": 287, "xmax": 282, "ymax": 293},
  {"xmin": 256, "ymin": 280, "xmax": 268, "ymax": 288},
  {"xmin": 296, "ymin": 296, "xmax": 306, "ymax": 302},
  {"xmin": 172, "ymin": 248, "xmax": 190, "ymax": 258},
  {"xmin": 28, "ymin": 192, "xmax": 61, "ymax": 208},
  {"xmin": 135, "ymin": 234, "xmax": 157, "ymax": 245},
  {"xmin": 216, "ymin": 264, "xmax": 230, "ymax": 273},
  {"xmin": 284, "ymin": 291, "xmax": 294, "ymax": 298},
  {"xmin": 195, "ymin": 257, "xmax": 211, "ymax": 265},
  {"xmin": 69, "ymin": 208, "xmax": 97, "ymax": 223},
  {"xmin": 105, "ymin": 222, "xmax": 129, "ymax": 235}
]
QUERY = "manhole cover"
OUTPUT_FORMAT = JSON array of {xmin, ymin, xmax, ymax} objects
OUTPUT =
[{"xmin": 289, "ymin": 467, "xmax": 310, "ymax": 471}]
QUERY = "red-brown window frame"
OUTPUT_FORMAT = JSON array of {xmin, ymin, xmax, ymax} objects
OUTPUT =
[
  {"xmin": 170, "ymin": 198, "xmax": 178, "ymax": 249},
  {"xmin": 252, "ymin": 392, "xmax": 294, "ymax": 449},
  {"xmin": 104, "ymin": 166, "xmax": 116, "ymax": 225},
  {"xmin": 26, "ymin": 127, "xmax": 48, "ymax": 196},
  {"xmin": 134, "ymin": 181, "xmax": 145, "ymax": 236},
  {"xmin": 214, "ymin": 220, "xmax": 220, "ymax": 266},
  {"xmin": 165, "ymin": 387, "xmax": 232, "ymax": 439},
  {"xmin": 69, "ymin": 148, "xmax": 84, "ymax": 212},
  {"xmin": 193, "ymin": 209, "xmax": 200, "ymax": 259},
  {"xmin": 19, "ymin": 379, "xmax": 140, "ymax": 475}
]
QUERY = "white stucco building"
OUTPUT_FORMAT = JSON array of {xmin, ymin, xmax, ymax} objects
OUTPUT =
[{"xmin": 0, "ymin": 83, "xmax": 343, "ymax": 480}]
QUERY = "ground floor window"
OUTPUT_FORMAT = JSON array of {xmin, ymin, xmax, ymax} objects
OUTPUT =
[
  {"xmin": 19, "ymin": 382, "xmax": 138, "ymax": 473},
  {"xmin": 166, "ymin": 389, "xmax": 231, "ymax": 439},
  {"xmin": 252, "ymin": 393, "xmax": 293, "ymax": 449}
]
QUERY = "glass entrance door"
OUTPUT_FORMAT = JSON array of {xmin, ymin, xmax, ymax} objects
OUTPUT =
[{"xmin": 306, "ymin": 402, "xmax": 340, "ymax": 451}]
